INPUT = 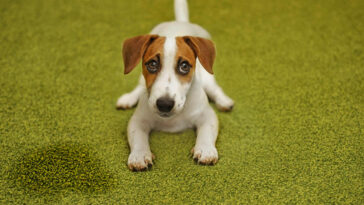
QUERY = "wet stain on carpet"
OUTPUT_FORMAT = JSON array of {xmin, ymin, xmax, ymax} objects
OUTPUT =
[{"xmin": 11, "ymin": 142, "xmax": 116, "ymax": 195}]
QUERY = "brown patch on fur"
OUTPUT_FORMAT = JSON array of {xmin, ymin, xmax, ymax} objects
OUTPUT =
[
  {"xmin": 122, "ymin": 35, "xmax": 159, "ymax": 74},
  {"xmin": 182, "ymin": 36, "xmax": 216, "ymax": 74},
  {"xmin": 142, "ymin": 37, "xmax": 166, "ymax": 89},
  {"xmin": 175, "ymin": 37, "xmax": 197, "ymax": 83}
]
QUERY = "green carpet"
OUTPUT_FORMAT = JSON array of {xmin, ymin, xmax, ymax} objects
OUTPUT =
[{"xmin": 1, "ymin": 0, "xmax": 363, "ymax": 204}]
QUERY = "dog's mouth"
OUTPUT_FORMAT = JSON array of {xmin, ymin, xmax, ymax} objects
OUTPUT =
[{"xmin": 158, "ymin": 112, "xmax": 172, "ymax": 118}]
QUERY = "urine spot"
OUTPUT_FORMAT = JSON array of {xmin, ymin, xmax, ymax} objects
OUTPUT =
[{"xmin": 11, "ymin": 142, "xmax": 115, "ymax": 195}]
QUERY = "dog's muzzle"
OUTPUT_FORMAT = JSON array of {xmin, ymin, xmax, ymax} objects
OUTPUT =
[{"xmin": 156, "ymin": 97, "xmax": 175, "ymax": 113}]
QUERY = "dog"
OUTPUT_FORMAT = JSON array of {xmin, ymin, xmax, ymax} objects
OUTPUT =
[{"xmin": 117, "ymin": 0, "xmax": 234, "ymax": 171}]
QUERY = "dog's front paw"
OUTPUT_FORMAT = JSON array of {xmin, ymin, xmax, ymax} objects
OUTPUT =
[
  {"xmin": 127, "ymin": 150, "xmax": 154, "ymax": 171},
  {"xmin": 215, "ymin": 95, "xmax": 234, "ymax": 112},
  {"xmin": 192, "ymin": 145, "xmax": 218, "ymax": 165},
  {"xmin": 116, "ymin": 93, "xmax": 139, "ymax": 110}
]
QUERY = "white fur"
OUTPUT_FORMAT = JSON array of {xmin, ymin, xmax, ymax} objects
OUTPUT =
[{"xmin": 117, "ymin": 0, "xmax": 234, "ymax": 170}]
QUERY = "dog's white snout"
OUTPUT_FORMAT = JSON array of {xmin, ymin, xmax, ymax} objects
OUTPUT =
[{"xmin": 156, "ymin": 97, "xmax": 175, "ymax": 113}]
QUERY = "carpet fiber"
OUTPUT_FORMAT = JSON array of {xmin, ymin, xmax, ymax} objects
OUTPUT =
[{"xmin": 0, "ymin": 0, "xmax": 363, "ymax": 203}]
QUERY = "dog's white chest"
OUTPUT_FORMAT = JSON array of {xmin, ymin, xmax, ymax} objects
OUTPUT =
[{"xmin": 153, "ymin": 114, "xmax": 195, "ymax": 133}]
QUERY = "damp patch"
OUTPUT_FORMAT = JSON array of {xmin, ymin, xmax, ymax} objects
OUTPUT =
[{"xmin": 11, "ymin": 142, "xmax": 116, "ymax": 195}]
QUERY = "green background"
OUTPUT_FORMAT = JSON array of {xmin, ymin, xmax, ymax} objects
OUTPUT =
[{"xmin": 1, "ymin": 0, "xmax": 363, "ymax": 203}]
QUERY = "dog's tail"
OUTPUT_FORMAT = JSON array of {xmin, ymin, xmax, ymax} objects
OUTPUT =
[{"xmin": 174, "ymin": 0, "xmax": 189, "ymax": 22}]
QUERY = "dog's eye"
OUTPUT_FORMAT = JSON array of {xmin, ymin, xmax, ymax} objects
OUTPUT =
[
  {"xmin": 177, "ymin": 61, "xmax": 191, "ymax": 75},
  {"xmin": 145, "ymin": 60, "xmax": 159, "ymax": 73}
]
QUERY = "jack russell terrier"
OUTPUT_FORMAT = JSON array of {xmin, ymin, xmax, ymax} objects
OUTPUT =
[{"xmin": 116, "ymin": 0, "xmax": 234, "ymax": 171}]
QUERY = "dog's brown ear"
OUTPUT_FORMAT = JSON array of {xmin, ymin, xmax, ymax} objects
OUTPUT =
[
  {"xmin": 122, "ymin": 35, "xmax": 159, "ymax": 74},
  {"xmin": 183, "ymin": 36, "xmax": 216, "ymax": 74}
]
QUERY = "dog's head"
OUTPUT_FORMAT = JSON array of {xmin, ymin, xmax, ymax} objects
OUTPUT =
[{"xmin": 122, "ymin": 35, "xmax": 215, "ymax": 117}]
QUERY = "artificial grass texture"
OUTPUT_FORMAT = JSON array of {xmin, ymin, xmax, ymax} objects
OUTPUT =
[
  {"xmin": 0, "ymin": 0, "xmax": 363, "ymax": 203},
  {"xmin": 12, "ymin": 143, "xmax": 116, "ymax": 195}
]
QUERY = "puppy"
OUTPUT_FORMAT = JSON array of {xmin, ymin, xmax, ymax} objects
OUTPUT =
[{"xmin": 117, "ymin": 0, "xmax": 234, "ymax": 171}]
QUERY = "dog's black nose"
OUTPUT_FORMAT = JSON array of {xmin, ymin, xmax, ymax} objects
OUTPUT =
[{"xmin": 156, "ymin": 97, "xmax": 175, "ymax": 113}]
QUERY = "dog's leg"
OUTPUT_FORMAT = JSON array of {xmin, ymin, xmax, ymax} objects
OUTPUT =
[
  {"xmin": 127, "ymin": 113, "xmax": 154, "ymax": 171},
  {"xmin": 192, "ymin": 107, "xmax": 219, "ymax": 165},
  {"xmin": 198, "ymin": 62, "xmax": 234, "ymax": 111},
  {"xmin": 116, "ymin": 76, "xmax": 145, "ymax": 109}
]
